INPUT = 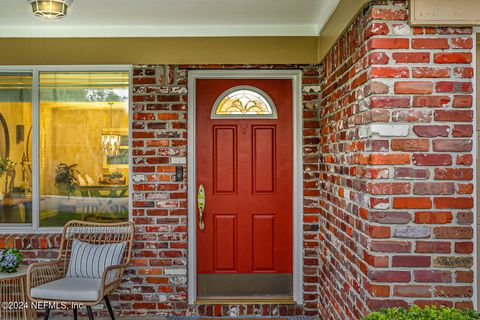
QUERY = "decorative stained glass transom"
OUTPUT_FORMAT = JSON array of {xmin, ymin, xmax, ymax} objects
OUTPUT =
[{"xmin": 211, "ymin": 86, "xmax": 277, "ymax": 119}]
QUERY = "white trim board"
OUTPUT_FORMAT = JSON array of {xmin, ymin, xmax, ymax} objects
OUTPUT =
[
  {"xmin": 187, "ymin": 69, "xmax": 304, "ymax": 305},
  {"xmin": 473, "ymin": 30, "xmax": 479, "ymax": 311},
  {"xmin": 0, "ymin": 25, "xmax": 318, "ymax": 38}
]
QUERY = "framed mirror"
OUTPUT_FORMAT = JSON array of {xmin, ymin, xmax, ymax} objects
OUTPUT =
[
  {"xmin": 26, "ymin": 126, "xmax": 32, "ymax": 173},
  {"xmin": 0, "ymin": 113, "xmax": 10, "ymax": 158}
]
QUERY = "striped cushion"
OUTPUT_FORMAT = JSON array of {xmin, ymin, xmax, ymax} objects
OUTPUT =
[{"xmin": 66, "ymin": 239, "xmax": 126, "ymax": 279}]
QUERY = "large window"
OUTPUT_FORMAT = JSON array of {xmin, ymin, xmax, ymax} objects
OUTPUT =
[
  {"xmin": 0, "ymin": 69, "xmax": 130, "ymax": 230},
  {"xmin": 0, "ymin": 73, "xmax": 33, "ymax": 225}
]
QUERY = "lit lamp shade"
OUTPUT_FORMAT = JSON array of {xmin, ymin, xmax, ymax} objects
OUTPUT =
[
  {"xmin": 101, "ymin": 134, "xmax": 121, "ymax": 157},
  {"xmin": 29, "ymin": 0, "xmax": 73, "ymax": 19}
]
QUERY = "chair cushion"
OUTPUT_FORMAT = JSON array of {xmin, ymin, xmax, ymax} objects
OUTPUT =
[
  {"xmin": 66, "ymin": 239, "xmax": 126, "ymax": 279},
  {"xmin": 30, "ymin": 278, "xmax": 102, "ymax": 301}
]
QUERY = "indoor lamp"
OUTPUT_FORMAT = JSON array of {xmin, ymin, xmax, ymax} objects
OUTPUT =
[{"xmin": 101, "ymin": 103, "xmax": 121, "ymax": 157}]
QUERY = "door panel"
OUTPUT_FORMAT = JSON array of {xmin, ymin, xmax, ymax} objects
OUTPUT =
[
  {"xmin": 252, "ymin": 126, "xmax": 276, "ymax": 193},
  {"xmin": 252, "ymin": 214, "xmax": 275, "ymax": 271},
  {"xmin": 196, "ymin": 78, "xmax": 293, "ymax": 298},
  {"xmin": 214, "ymin": 214, "xmax": 237, "ymax": 271},
  {"xmin": 213, "ymin": 126, "xmax": 237, "ymax": 194}
]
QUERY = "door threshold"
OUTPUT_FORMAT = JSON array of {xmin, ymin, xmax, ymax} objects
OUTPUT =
[{"xmin": 195, "ymin": 297, "xmax": 296, "ymax": 305}]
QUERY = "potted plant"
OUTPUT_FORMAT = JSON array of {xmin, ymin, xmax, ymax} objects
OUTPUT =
[
  {"xmin": 55, "ymin": 163, "xmax": 79, "ymax": 197},
  {"xmin": 0, "ymin": 248, "xmax": 23, "ymax": 273}
]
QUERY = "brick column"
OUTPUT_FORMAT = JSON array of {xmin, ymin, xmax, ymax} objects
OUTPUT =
[
  {"xmin": 319, "ymin": 0, "xmax": 475, "ymax": 319},
  {"xmin": 131, "ymin": 65, "xmax": 189, "ymax": 315},
  {"xmin": 318, "ymin": 5, "xmax": 373, "ymax": 319}
]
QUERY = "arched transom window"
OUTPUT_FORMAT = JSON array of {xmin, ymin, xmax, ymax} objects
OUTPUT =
[{"xmin": 211, "ymin": 85, "xmax": 277, "ymax": 119}]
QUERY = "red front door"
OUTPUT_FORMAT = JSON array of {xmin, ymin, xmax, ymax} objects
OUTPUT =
[{"xmin": 196, "ymin": 78, "xmax": 293, "ymax": 298}]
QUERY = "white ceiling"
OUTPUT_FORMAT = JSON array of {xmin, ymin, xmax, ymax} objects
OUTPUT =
[{"xmin": 0, "ymin": 0, "xmax": 339, "ymax": 37}]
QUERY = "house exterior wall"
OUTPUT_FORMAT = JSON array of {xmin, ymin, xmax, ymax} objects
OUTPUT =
[
  {"xmin": 318, "ymin": 0, "xmax": 475, "ymax": 319},
  {"xmin": 0, "ymin": 1, "xmax": 477, "ymax": 319},
  {"xmin": 0, "ymin": 64, "xmax": 322, "ymax": 318}
]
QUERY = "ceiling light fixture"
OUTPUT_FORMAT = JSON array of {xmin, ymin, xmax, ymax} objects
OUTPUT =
[
  {"xmin": 101, "ymin": 103, "xmax": 121, "ymax": 157},
  {"xmin": 29, "ymin": 0, "xmax": 73, "ymax": 19}
]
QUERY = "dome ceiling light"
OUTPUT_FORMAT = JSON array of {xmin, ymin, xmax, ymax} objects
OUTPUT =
[{"xmin": 29, "ymin": 0, "xmax": 73, "ymax": 19}]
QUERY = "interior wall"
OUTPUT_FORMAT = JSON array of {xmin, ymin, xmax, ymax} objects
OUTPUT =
[
  {"xmin": 0, "ymin": 102, "xmax": 128, "ymax": 195},
  {"xmin": 40, "ymin": 103, "xmax": 128, "ymax": 194},
  {"xmin": 0, "ymin": 102, "xmax": 32, "ymax": 190}
]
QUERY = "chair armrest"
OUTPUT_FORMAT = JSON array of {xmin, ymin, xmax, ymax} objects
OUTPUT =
[
  {"xmin": 100, "ymin": 263, "xmax": 128, "ymax": 295},
  {"xmin": 26, "ymin": 260, "xmax": 63, "ymax": 291}
]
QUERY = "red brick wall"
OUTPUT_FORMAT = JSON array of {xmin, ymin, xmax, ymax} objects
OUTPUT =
[
  {"xmin": 318, "ymin": 5, "xmax": 372, "ymax": 319},
  {"xmin": 318, "ymin": 0, "xmax": 475, "ymax": 319}
]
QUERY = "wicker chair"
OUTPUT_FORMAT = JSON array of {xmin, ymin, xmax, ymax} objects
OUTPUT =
[{"xmin": 26, "ymin": 220, "xmax": 134, "ymax": 320}]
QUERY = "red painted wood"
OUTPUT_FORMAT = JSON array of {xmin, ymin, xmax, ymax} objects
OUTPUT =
[
  {"xmin": 196, "ymin": 78, "xmax": 293, "ymax": 275},
  {"xmin": 214, "ymin": 127, "xmax": 237, "ymax": 193},
  {"xmin": 214, "ymin": 215, "xmax": 237, "ymax": 271},
  {"xmin": 252, "ymin": 214, "xmax": 275, "ymax": 271},
  {"xmin": 253, "ymin": 126, "xmax": 275, "ymax": 193}
]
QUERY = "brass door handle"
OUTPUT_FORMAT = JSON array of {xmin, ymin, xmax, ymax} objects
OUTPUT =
[{"xmin": 197, "ymin": 184, "xmax": 205, "ymax": 230}]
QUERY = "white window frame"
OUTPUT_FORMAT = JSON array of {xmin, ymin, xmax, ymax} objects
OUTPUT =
[{"xmin": 0, "ymin": 65, "xmax": 133, "ymax": 234}]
